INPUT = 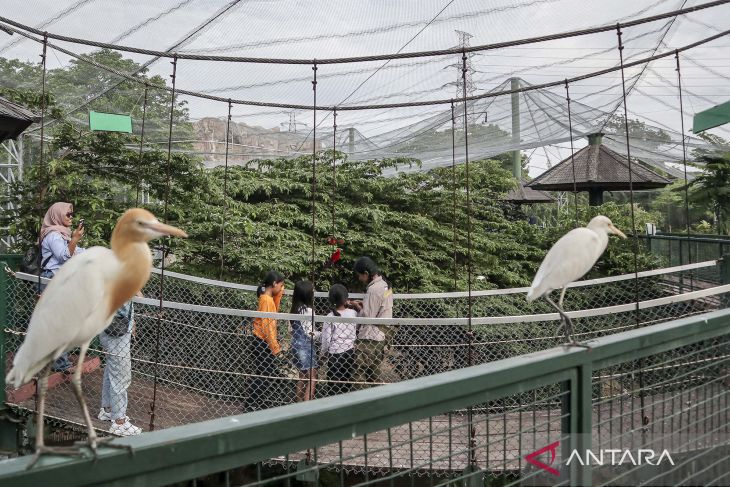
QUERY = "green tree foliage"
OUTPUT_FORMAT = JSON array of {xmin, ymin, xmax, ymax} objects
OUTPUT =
[
  {"xmin": 688, "ymin": 153, "xmax": 730, "ymax": 235},
  {"xmin": 180, "ymin": 152, "xmax": 546, "ymax": 292},
  {"xmin": 0, "ymin": 50, "xmax": 191, "ymax": 142}
]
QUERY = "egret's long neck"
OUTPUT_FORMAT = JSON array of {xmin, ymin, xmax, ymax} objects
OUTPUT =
[
  {"xmin": 588, "ymin": 226, "xmax": 610, "ymax": 257},
  {"xmin": 108, "ymin": 230, "xmax": 152, "ymax": 314}
]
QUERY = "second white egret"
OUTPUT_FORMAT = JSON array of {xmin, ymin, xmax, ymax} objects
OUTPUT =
[{"xmin": 527, "ymin": 215, "xmax": 627, "ymax": 345}]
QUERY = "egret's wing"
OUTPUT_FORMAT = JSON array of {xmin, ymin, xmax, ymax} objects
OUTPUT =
[
  {"xmin": 7, "ymin": 247, "xmax": 118, "ymax": 386},
  {"xmin": 529, "ymin": 228, "xmax": 601, "ymax": 299}
]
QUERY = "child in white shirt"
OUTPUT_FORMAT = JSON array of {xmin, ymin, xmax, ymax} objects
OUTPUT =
[{"xmin": 321, "ymin": 284, "xmax": 357, "ymax": 394}]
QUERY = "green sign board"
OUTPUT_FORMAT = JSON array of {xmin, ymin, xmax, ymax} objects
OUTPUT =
[
  {"xmin": 89, "ymin": 111, "xmax": 132, "ymax": 133},
  {"xmin": 692, "ymin": 100, "xmax": 730, "ymax": 133}
]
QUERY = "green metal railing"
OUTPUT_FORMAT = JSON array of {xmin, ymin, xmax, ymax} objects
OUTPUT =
[
  {"xmin": 0, "ymin": 306, "xmax": 728, "ymax": 486},
  {"xmin": 641, "ymin": 234, "xmax": 730, "ymax": 266}
]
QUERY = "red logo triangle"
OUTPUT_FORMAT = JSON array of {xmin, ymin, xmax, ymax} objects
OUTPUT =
[{"xmin": 524, "ymin": 440, "xmax": 560, "ymax": 476}]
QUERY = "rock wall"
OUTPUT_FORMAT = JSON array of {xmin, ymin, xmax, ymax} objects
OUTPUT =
[{"xmin": 193, "ymin": 117, "xmax": 321, "ymax": 168}]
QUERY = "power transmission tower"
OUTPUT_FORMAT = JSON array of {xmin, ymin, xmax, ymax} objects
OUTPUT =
[
  {"xmin": 280, "ymin": 111, "xmax": 307, "ymax": 133},
  {"xmin": 454, "ymin": 30, "xmax": 476, "ymax": 100}
]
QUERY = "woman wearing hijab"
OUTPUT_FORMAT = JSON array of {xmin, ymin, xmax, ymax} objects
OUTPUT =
[{"xmin": 39, "ymin": 201, "xmax": 85, "ymax": 371}]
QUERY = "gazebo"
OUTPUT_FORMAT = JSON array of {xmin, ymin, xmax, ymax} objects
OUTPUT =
[
  {"xmin": 526, "ymin": 133, "xmax": 672, "ymax": 206},
  {"xmin": 0, "ymin": 95, "xmax": 38, "ymax": 142},
  {"xmin": 503, "ymin": 179, "xmax": 555, "ymax": 205}
]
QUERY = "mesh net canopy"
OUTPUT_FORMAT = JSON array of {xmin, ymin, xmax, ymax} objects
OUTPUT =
[{"xmin": 1, "ymin": 0, "xmax": 729, "ymax": 176}]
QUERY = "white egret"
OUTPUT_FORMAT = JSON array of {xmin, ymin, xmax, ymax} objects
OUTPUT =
[
  {"xmin": 6, "ymin": 208, "xmax": 187, "ymax": 464},
  {"xmin": 527, "ymin": 215, "xmax": 627, "ymax": 345}
]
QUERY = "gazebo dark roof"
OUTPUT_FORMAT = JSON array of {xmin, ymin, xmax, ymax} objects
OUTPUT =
[
  {"xmin": 526, "ymin": 136, "xmax": 672, "ymax": 192},
  {"xmin": 0, "ymin": 96, "xmax": 39, "ymax": 142},
  {"xmin": 503, "ymin": 179, "xmax": 555, "ymax": 204}
]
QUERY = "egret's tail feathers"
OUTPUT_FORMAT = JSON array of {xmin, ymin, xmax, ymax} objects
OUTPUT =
[
  {"xmin": 4, "ymin": 364, "xmax": 39, "ymax": 390},
  {"xmin": 526, "ymin": 286, "xmax": 544, "ymax": 303},
  {"xmin": 5, "ymin": 368, "xmax": 20, "ymax": 390},
  {"xmin": 6, "ymin": 348, "xmax": 59, "ymax": 389}
]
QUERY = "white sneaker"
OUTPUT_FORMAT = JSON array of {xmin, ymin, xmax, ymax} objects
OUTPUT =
[
  {"xmin": 98, "ymin": 408, "xmax": 111, "ymax": 421},
  {"xmin": 109, "ymin": 418, "xmax": 142, "ymax": 436}
]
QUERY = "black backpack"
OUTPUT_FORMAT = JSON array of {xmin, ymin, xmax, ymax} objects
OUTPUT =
[
  {"xmin": 104, "ymin": 303, "xmax": 133, "ymax": 337},
  {"xmin": 20, "ymin": 246, "xmax": 52, "ymax": 274}
]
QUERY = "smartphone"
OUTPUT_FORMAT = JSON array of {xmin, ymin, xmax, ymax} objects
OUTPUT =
[{"xmin": 78, "ymin": 218, "xmax": 85, "ymax": 229}]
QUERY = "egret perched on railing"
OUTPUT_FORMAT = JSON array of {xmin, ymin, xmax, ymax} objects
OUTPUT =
[
  {"xmin": 6, "ymin": 208, "xmax": 187, "ymax": 465},
  {"xmin": 527, "ymin": 215, "xmax": 627, "ymax": 346}
]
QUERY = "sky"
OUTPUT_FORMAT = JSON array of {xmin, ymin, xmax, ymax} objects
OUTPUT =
[{"xmin": 1, "ymin": 0, "xmax": 729, "ymax": 175}]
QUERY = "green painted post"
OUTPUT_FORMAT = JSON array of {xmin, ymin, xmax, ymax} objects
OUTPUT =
[
  {"xmin": 561, "ymin": 364, "xmax": 593, "ymax": 486},
  {"xmin": 572, "ymin": 364, "xmax": 592, "ymax": 487}
]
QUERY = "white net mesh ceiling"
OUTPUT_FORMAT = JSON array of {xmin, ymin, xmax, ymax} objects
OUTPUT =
[{"xmin": 1, "ymin": 0, "xmax": 729, "ymax": 177}]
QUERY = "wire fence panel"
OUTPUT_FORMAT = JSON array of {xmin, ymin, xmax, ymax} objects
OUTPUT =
[
  {"xmin": 591, "ymin": 335, "xmax": 730, "ymax": 486},
  {"xmin": 208, "ymin": 333, "xmax": 729, "ymax": 486},
  {"xmin": 2, "ymin": 261, "xmax": 729, "ymax": 478}
]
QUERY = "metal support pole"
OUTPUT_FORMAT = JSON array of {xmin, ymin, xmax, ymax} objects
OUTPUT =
[
  {"xmin": 675, "ymin": 51, "xmax": 694, "ymax": 290},
  {"xmin": 564, "ymin": 80, "xmax": 579, "ymax": 226},
  {"xmin": 331, "ymin": 108, "xmax": 337, "ymax": 238},
  {"xmin": 461, "ymin": 51, "xmax": 477, "ymax": 471},
  {"xmin": 150, "ymin": 54, "xmax": 178, "ymax": 432},
  {"xmin": 616, "ymin": 23, "xmax": 647, "ymax": 445},
  {"xmin": 35, "ymin": 35, "xmax": 49, "ymax": 295},
  {"xmin": 135, "ymin": 84, "xmax": 149, "ymax": 207},
  {"xmin": 348, "ymin": 127, "xmax": 355, "ymax": 155},
  {"xmin": 309, "ymin": 61, "xmax": 318, "ymax": 402},
  {"xmin": 450, "ymin": 100, "xmax": 458, "ymax": 291},
  {"xmin": 219, "ymin": 100, "xmax": 233, "ymax": 279},
  {"xmin": 510, "ymin": 77, "xmax": 521, "ymax": 179}
]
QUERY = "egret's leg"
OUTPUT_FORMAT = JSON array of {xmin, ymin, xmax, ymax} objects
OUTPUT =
[
  {"xmin": 558, "ymin": 287, "xmax": 567, "ymax": 309},
  {"xmin": 69, "ymin": 343, "xmax": 99, "ymax": 450},
  {"xmin": 545, "ymin": 295, "xmax": 573, "ymax": 340},
  {"xmin": 34, "ymin": 364, "xmax": 50, "ymax": 451},
  {"xmin": 545, "ymin": 296, "xmax": 589, "ymax": 349},
  {"xmin": 69, "ymin": 344, "xmax": 133, "ymax": 458},
  {"xmin": 27, "ymin": 364, "xmax": 81, "ymax": 469}
]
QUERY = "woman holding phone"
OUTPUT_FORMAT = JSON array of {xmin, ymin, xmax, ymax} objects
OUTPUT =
[{"xmin": 38, "ymin": 201, "xmax": 86, "ymax": 372}]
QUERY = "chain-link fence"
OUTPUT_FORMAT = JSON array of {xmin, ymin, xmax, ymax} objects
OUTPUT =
[{"xmin": 3, "ymin": 259, "xmax": 729, "ymax": 475}]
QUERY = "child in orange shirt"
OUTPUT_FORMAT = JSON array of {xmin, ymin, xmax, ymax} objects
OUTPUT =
[{"xmin": 246, "ymin": 270, "xmax": 285, "ymax": 411}]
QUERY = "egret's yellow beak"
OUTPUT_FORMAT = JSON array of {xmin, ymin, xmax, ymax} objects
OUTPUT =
[
  {"xmin": 146, "ymin": 221, "xmax": 188, "ymax": 238},
  {"xmin": 609, "ymin": 224, "xmax": 627, "ymax": 239}
]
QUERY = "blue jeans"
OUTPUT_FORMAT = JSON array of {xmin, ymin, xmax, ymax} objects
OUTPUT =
[
  {"xmin": 99, "ymin": 331, "xmax": 132, "ymax": 420},
  {"xmin": 38, "ymin": 270, "xmax": 72, "ymax": 372}
]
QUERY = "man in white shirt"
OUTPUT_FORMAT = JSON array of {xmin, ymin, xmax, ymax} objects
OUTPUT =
[{"xmin": 350, "ymin": 257, "xmax": 394, "ymax": 388}]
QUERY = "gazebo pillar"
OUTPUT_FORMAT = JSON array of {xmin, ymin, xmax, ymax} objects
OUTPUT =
[{"xmin": 588, "ymin": 188, "xmax": 604, "ymax": 206}]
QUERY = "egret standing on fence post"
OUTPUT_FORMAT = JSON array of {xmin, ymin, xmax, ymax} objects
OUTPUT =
[
  {"xmin": 527, "ymin": 215, "xmax": 626, "ymax": 346},
  {"xmin": 6, "ymin": 208, "xmax": 187, "ymax": 466}
]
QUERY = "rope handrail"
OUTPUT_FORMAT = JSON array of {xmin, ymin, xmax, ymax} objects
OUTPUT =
[
  {"xmin": 108, "ymin": 283, "xmax": 730, "ymax": 326},
  {"xmin": 148, "ymin": 259, "xmax": 717, "ymax": 299},
  {"xmin": 0, "ymin": 1, "xmax": 727, "ymax": 64},
  {"xmin": 11, "ymin": 259, "xmax": 718, "ymax": 299},
  {"xmin": 11, "ymin": 270, "xmax": 727, "ymax": 325}
]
